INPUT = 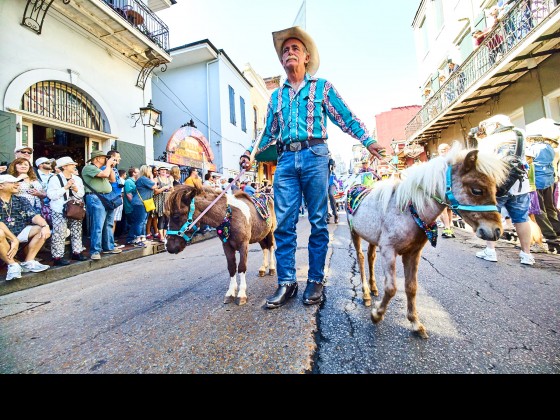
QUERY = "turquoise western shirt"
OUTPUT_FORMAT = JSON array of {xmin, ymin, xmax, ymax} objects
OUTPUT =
[{"xmin": 248, "ymin": 74, "xmax": 376, "ymax": 153}]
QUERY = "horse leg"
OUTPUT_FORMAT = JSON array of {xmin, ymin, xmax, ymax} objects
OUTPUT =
[
  {"xmin": 371, "ymin": 249, "xmax": 397, "ymax": 324},
  {"xmin": 268, "ymin": 233, "xmax": 276, "ymax": 276},
  {"xmin": 258, "ymin": 245, "xmax": 268, "ymax": 277},
  {"xmin": 367, "ymin": 243, "xmax": 379, "ymax": 297},
  {"xmin": 402, "ymin": 251, "xmax": 428, "ymax": 339},
  {"xmin": 223, "ymin": 245, "xmax": 238, "ymax": 305},
  {"xmin": 269, "ymin": 247, "xmax": 276, "ymax": 276},
  {"xmin": 351, "ymin": 231, "xmax": 371, "ymax": 306},
  {"xmin": 236, "ymin": 242, "xmax": 249, "ymax": 306}
]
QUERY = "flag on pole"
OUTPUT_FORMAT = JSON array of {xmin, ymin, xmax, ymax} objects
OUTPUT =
[{"xmin": 292, "ymin": 0, "xmax": 306, "ymax": 29}]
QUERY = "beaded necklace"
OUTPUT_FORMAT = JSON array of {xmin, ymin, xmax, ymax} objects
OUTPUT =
[{"xmin": 1, "ymin": 197, "xmax": 15, "ymax": 226}]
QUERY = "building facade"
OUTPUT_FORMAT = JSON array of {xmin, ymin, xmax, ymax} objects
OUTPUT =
[
  {"xmin": 152, "ymin": 39, "xmax": 253, "ymax": 181},
  {"xmin": 407, "ymin": 0, "xmax": 560, "ymax": 155},
  {"xmin": 0, "ymin": 0, "xmax": 174, "ymax": 172}
]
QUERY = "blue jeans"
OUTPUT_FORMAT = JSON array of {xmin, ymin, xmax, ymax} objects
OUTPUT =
[
  {"xmin": 497, "ymin": 193, "xmax": 530, "ymax": 224},
  {"xmin": 274, "ymin": 142, "xmax": 330, "ymax": 285},
  {"xmin": 86, "ymin": 194, "xmax": 116, "ymax": 255},
  {"xmin": 126, "ymin": 204, "xmax": 147, "ymax": 243}
]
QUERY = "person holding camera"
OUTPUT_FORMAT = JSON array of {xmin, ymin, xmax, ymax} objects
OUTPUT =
[
  {"xmin": 82, "ymin": 150, "xmax": 120, "ymax": 260},
  {"xmin": 46, "ymin": 157, "xmax": 86, "ymax": 265},
  {"xmin": 104, "ymin": 150, "xmax": 125, "ymax": 246}
]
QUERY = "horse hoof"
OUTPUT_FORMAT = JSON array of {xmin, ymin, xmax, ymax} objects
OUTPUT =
[
  {"xmin": 237, "ymin": 297, "xmax": 247, "ymax": 306},
  {"xmin": 372, "ymin": 290, "xmax": 379, "ymax": 297},
  {"xmin": 370, "ymin": 310, "xmax": 383, "ymax": 324},
  {"xmin": 363, "ymin": 298, "xmax": 372, "ymax": 307},
  {"xmin": 259, "ymin": 270, "xmax": 266, "ymax": 277},
  {"xmin": 416, "ymin": 326, "xmax": 429, "ymax": 339},
  {"xmin": 269, "ymin": 269, "xmax": 276, "ymax": 276},
  {"xmin": 223, "ymin": 296, "xmax": 235, "ymax": 304}
]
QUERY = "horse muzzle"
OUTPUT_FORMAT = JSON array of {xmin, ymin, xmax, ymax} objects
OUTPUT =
[{"xmin": 165, "ymin": 236, "xmax": 186, "ymax": 254}]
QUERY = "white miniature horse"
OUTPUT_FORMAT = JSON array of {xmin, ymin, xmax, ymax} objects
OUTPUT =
[
  {"xmin": 347, "ymin": 145, "xmax": 508, "ymax": 338},
  {"xmin": 165, "ymin": 185, "xmax": 276, "ymax": 305}
]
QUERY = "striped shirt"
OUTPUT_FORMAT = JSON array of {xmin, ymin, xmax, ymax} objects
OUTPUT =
[{"xmin": 248, "ymin": 73, "xmax": 376, "ymax": 153}]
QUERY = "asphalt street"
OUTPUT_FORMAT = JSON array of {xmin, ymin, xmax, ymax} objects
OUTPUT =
[{"xmin": 0, "ymin": 212, "xmax": 558, "ymax": 373}]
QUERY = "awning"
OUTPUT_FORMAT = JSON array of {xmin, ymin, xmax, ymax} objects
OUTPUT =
[{"xmin": 256, "ymin": 141, "xmax": 278, "ymax": 163}]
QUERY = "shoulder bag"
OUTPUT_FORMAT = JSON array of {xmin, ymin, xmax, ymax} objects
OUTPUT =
[
  {"xmin": 58, "ymin": 175, "xmax": 86, "ymax": 220},
  {"xmin": 82, "ymin": 177, "xmax": 123, "ymax": 211},
  {"xmin": 137, "ymin": 189, "xmax": 155, "ymax": 212}
]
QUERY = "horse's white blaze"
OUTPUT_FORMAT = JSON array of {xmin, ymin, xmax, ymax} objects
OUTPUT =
[
  {"xmin": 226, "ymin": 194, "xmax": 251, "ymax": 222},
  {"xmin": 226, "ymin": 275, "xmax": 238, "ymax": 297},
  {"xmin": 238, "ymin": 272, "xmax": 247, "ymax": 299}
]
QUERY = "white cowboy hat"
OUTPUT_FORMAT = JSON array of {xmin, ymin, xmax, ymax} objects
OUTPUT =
[
  {"xmin": 272, "ymin": 26, "xmax": 320, "ymax": 76},
  {"xmin": 56, "ymin": 156, "xmax": 78, "ymax": 168},
  {"xmin": 526, "ymin": 118, "xmax": 560, "ymax": 143}
]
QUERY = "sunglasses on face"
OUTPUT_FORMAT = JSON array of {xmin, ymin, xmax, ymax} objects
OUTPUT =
[{"xmin": 19, "ymin": 151, "xmax": 32, "ymax": 155}]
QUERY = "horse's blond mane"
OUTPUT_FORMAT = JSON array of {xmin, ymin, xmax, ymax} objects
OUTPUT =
[{"xmin": 371, "ymin": 143, "xmax": 508, "ymax": 214}]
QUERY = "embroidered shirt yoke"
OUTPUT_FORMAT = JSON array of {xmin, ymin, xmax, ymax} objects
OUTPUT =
[{"xmin": 248, "ymin": 74, "xmax": 377, "ymax": 153}]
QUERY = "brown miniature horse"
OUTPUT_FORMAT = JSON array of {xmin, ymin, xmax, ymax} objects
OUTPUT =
[
  {"xmin": 165, "ymin": 185, "xmax": 276, "ymax": 306},
  {"xmin": 347, "ymin": 146, "xmax": 508, "ymax": 338}
]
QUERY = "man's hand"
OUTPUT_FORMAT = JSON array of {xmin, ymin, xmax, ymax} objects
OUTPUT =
[
  {"xmin": 39, "ymin": 225, "xmax": 51, "ymax": 239},
  {"xmin": 239, "ymin": 152, "xmax": 252, "ymax": 170},
  {"xmin": 7, "ymin": 238, "xmax": 19, "ymax": 260},
  {"xmin": 367, "ymin": 143, "xmax": 386, "ymax": 160}
]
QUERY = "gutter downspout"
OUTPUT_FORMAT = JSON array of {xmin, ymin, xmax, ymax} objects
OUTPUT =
[{"xmin": 206, "ymin": 58, "xmax": 219, "ymax": 173}]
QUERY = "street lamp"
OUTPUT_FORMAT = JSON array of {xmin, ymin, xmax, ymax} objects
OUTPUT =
[{"xmin": 139, "ymin": 100, "xmax": 161, "ymax": 127}]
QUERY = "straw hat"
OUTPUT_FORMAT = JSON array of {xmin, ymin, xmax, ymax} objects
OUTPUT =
[
  {"xmin": 272, "ymin": 26, "xmax": 320, "ymax": 76},
  {"xmin": 56, "ymin": 156, "xmax": 79, "ymax": 168}
]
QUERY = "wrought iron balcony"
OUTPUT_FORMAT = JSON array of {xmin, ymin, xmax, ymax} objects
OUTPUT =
[
  {"xmin": 102, "ymin": 0, "xmax": 169, "ymax": 50},
  {"xmin": 405, "ymin": 0, "xmax": 560, "ymax": 143}
]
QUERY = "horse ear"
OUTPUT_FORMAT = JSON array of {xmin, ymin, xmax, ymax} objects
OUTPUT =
[{"xmin": 462, "ymin": 150, "xmax": 478, "ymax": 173}]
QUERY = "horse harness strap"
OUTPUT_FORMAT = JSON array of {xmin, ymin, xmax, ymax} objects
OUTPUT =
[
  {"xmin": 445, "ymin": 166, "xmax": 499, "ymax": 215},
  {"xmin": 409, "ymin": 204, "xmax": 438, "ymax": 248},
  {"xmin": 166, "ymin": 198, "xmax": 199, "ymax": 244}
]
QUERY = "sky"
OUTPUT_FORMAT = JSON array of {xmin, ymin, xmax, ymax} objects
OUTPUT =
[{"xmin": 156, "ymin": 0, "xmax": 421, "ymax": 163}]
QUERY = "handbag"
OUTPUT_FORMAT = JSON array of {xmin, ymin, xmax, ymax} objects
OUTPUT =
[
  {"xmin": 82, "ymin": 178, "xmax": 123, "ymax": 211},
  {"xmin": 137, "ymin": 190, "xmax": 155, "ymax": 212},
  {"xmin": 64, "ymin": 198, "xmax": 86, "ymax": 220}
]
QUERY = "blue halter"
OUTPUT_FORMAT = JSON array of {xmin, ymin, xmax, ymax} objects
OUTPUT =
[
  {"xmin": 166, "ymin": 197, "xmax": 199, "ymax": 244},
  {"xmin": 445, "ymin": 165, "xmax": 498, "ymax": 215}
]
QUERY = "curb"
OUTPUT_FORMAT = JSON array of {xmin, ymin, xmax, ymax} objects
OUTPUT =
[{"xmin": 0, "ymin": 231, "xmax": 217, "ymax": 296}]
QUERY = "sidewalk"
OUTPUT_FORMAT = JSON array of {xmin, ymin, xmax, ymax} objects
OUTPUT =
[{"xmin": 0, "ymin": 229, "xmax": 217, "ymax": 296}]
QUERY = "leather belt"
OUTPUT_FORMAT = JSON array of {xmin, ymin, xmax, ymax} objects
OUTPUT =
[{"xmin": 278, "ymin": 139, "xmax": 326, "ymax": 154}]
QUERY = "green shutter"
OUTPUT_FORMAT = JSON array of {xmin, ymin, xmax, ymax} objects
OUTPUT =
[
  {"xmin": 114, "ymin": 141, "xmax": 145, "ymax": 173},
  {"xmin": 0, "ymin": 111, "xmax": 16, "ymax": 164}
]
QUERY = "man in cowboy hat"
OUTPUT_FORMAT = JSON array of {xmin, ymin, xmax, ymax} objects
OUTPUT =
[
  {"xmin": 81, "ymin": 150, "xmax": 121, "ymax": 260},
  {"xmin": 239, "ymin": 26, "xmax": 385, "ymax": 309}
]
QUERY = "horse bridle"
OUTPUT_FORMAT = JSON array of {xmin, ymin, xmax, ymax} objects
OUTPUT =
[
  {"xmin": 444, "ymin": 165, "xmax": 498, "ymax": 215},
  {"xmin": 166, "ymin": 196, "xmax": 199, "ymax": 244}
]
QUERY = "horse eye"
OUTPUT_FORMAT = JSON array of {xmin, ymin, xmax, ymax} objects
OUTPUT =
[{"xmin": 471, "ymin": 188, "xmax": 483, "ymax": 196}]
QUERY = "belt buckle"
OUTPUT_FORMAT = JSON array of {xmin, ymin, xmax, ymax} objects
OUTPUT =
[{"xmin": 289, "ymin": 142, "xmax": 301, "ymax": 152}]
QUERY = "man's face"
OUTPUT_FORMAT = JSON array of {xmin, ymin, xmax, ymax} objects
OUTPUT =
[
  {"xmin": 0, "ymin": 181, "xmax": 20, "ymax": 195},
  {"xmin": 281, "ymin": 38, "xmax": 309, "ymax": 72},
  {"xmin": 39, "ymin": 162, "xmax": 53, "ymax": 172},
  {"xmin": 16, "ymin": 149, "xmax": 33, "ymax": 161},
  {"xmin": 93, "ymin": 156, "xmax": 108, "ymax": 168}
]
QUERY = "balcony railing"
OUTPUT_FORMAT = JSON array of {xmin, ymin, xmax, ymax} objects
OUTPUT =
[
  {"xmin": 405, "ymin": 0, "xmax": 559, "ymax": 140},
  {"xmin": 102, "ymin": 0, "xmax": 169, "ymax": 50}
]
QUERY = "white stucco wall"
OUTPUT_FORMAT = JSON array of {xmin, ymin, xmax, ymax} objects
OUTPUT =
[
  {"xmin": 0, "ymin": 0, "xmax": 154, "ymax": 159},
  {"xmin": 217, "ymin": 58, "xmax": 252, "ymax": 177}
]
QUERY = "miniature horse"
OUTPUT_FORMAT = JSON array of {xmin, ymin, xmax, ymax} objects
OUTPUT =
[
  {"xmin": 347, "ymin": 146, "xmax": 508, "ymax": 338},
  {"xmin": 165, "ymin": 185, "xmax": 276, "ymax": 306}
]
